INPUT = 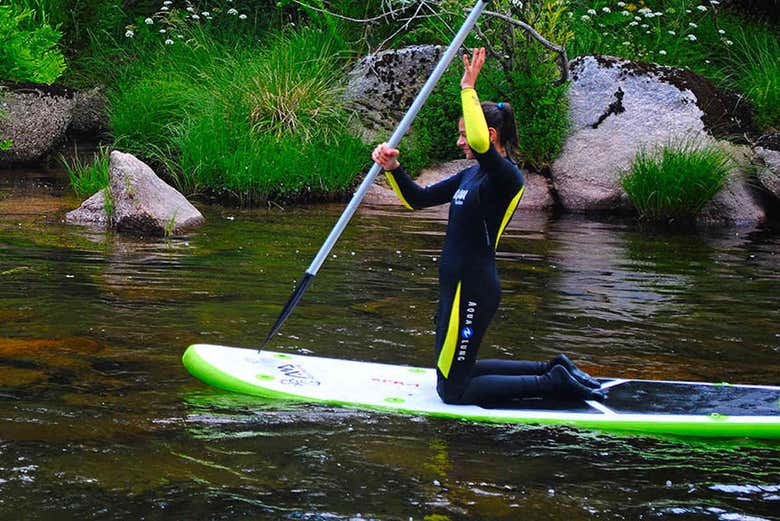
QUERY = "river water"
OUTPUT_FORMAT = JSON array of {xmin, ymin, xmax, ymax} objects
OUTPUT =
[{"xmin": 1, "ymin": 167, "xmax": 778, "ymax": 520}]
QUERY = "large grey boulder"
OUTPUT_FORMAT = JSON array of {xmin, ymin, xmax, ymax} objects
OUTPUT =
[
  {"xmin": 70, "ymin": 86, "xmax": 109, "ymax": 135},
  {"xmin": 344, "ymin": 45, "xmax": 441, "ymax": 138},
  {"xmin": 551, "ymin": 55, "xmax": 754, "ymax": 214},
  {"xmin": 753, "ymin": 133, "xmax": 780, "ymax": 201},
  {"xmin": 0, "ymin": 83, "xmax": 76, "ymax": 166},
  {"xmin": 0, "ymin": 82, "xmax": 109, "ymax": 166},
  {"xmin": 754, "ymin": 147, "xmax": 780, "ymax": 200},
  {"xmin": 66, "ymin": 151, "xmax": 204, "ymax": 236}
]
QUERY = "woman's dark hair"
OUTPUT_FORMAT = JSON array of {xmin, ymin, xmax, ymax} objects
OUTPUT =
[{"xmin": 481, "ymin": 101, "xmax": 519, "ymax": 161}]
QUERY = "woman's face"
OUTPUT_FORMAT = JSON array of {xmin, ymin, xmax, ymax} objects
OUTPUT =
[{"xmin": 457, "ymin": 118, "xmax": 475, "ymax": 160}]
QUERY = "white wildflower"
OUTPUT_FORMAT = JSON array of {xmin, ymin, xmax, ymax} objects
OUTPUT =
[
  {"xmin": 227, "ymin": 8, "xmax": 238, "ymax": 15},
  {"xmin": 689, "ymin": 22, "xmax": 698, "ymax": 28},
  {"xmin": 641, "ymin": 23, "xmax": 648, "ymax": 28},
  {"xmin": 161, "ymin": 6, "xmax": 168, "ymax": 11},
  {"xmin": 622, "ymin": 41, "xmax": 630, "ymax": 45},
  {"xmin": 602, "ymin": 7, "xmax": 611, "ymax": 13},
  {"xmin": 617, "ymin": 1, "xmax": 625, "ymax": 6},
  {"xmin": 622, "ymin": 10, "xmax": 630, "ymax": 16},
  {"xmin": 165, "ymin": 39, "xmax": 174, "ymax": 45},
  {"xmin": 686, "ymin": 9, "xmax": 692, "ymax": 13},
  {"xmin": 125, "ymin": 30, "xmax": 134, "ymax": 38},
  {"xmin": 144, "ymin": 17, "xmax": 153, "ymax": 24},
  {"xmin": 186, "ymin": 7, "xmax": 194, "ymax": 12},
  {"xmin": 163, "ymin": 0, "xmax": 172, "ymax": 4},
  {"xmin": 176, "ymin": 34, "xmax": 184, "ymax": 38},
  {"xmin": 659, "ymin": 49, "xmax": 667, "ymax": 55},
  {"xmin": 581, "ymin": 14, "xmax": 591, "ymax": 21},
  {"xmin": 635, "ymin": 16, "xmax": 642, "ymax": 21},
  {"xmin": 725, "ymin": 39, "xmax": 733, "ymax": 45},
  {"xmin": 687, "ymin": 34, "xmax": 697, "ymax": 41},
  {"xmin": 697, "ymin": 5, "xmax": 707, "ymax": 11},
  {"xmin": 201, "ymin": 11, "xmax": 210, "ymax": 17},
  {"xmin": 587, "ymin": 8, "xmax": 597, "ymax": 15},
  {"xmin": 638, "ymin": 7, "xmax": 651, "ymax": 14},
  {"xmin": 239, "ymin": 13, "xmax": 247, "ymax": 20},
  {"xmin": 629, "ymin": 21, "xmax": 638, "ymax": 26},
  {"xmin": 668, "ymin": 30, "xmax": 676, "ymax": 35},
  {"xmin": 718, "ymin": 29, "xmax": 726, "ymax": 34},
  {"xmin": 705, "ymin": 59, "xmax": 711, "ymax": 63},
  {"xmin": 191, "ymin": 14, "xmax": 199, "ymax": 20},
  {"xmin": 644, "ymin": 11, "xmax": 654, "ymax": 17},
  {"xmin": 159, "ymin": 29, "xmax": 166, "ymax": 33},
  {"xmin": 710, "ymin": 0, "xmax": 720, "ymax": 4},
  {"xmin": 653, "ymin": 11, "xmax": 663, "ymax": 16}
]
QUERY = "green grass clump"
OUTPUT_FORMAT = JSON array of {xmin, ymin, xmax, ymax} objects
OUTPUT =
[
  {"xmin": 621, "ymin": 141, "xmax": 733, "ymax": 221},
  {"xmin": 101, "ymin": 21, "xmax": 366, "ymax": 204},
  {"xmin": 62, "ymin": 146, "xmax": 110, "ymax": 198},
  {"xmin": 720, "ymin": 28, "xmax": 780, "ymax": 130}
]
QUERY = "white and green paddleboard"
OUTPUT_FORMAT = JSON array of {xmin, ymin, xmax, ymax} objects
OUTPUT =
[{"xmin": 183, "ymin": 344, "xmax": 780, "ymax": 439}]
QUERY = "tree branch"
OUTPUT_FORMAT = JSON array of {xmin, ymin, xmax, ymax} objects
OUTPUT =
[{"xmin": 473, "ymin": 9, "xmax": 569, "ymax": 85}]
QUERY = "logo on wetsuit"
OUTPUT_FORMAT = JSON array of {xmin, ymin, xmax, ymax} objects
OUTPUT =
[
  {"xmin": 453, "ymin": 189, "xmax": 469, "ymax": 206},
  {"xmin": 457, "ymin": 301, "xmax": 478, "ymax": 362}
]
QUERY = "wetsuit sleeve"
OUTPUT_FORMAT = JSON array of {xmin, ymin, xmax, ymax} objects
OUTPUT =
[
  {"xmin": 384, "ymin": 166, "xmax": 462, "ymax": 210},
  {"xmin": 461, "ymin": 88, "xmax": 490, "ymax": 154},
  {"xmin": 461, "ymin": 88, "xmax": 524, "ymax": 195}
]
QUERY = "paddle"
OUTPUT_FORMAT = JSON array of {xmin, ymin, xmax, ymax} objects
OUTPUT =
[{"xmin": 260, "ymin": 0, "xmax": 490, "ymax": 351}]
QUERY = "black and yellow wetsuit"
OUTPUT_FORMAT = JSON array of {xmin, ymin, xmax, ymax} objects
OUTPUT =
[{"xmin": 385, "ymin": 88, "xmax": 529, "ymax": 405}]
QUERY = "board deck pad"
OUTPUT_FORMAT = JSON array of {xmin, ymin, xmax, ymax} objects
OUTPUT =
[{"xmin": 183, "ymin": 344, "xmax": 780, "ymax": 439}]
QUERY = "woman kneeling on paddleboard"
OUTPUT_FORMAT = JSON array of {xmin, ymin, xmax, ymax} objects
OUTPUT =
[{"xmin": 372, "ymin": 48, "xmax": 604, "ymax": 405}]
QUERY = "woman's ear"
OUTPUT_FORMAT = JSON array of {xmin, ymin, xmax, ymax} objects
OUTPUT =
[{"xmin": 488, "ymin": 127, "xmax": 500, "ymax": 144}]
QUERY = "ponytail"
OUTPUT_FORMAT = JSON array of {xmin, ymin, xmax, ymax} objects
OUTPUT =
[{"xmin": 481, "ymin": 101, "xmax": 519, "ymax": 162}]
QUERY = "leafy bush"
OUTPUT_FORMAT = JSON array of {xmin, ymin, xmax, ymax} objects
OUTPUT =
[
  {"xmin": 0, "ymin": 5, "xmax": 66, "ymax": 83},
  {"xmin": 621, "ymin": 141, "xmax": 733, "ymax": 221},
  {"xmin": 62, "ymin": 145, "xmax": 111, "ymax": 198},
  {"xmin": 405, "ymin": 1, "xmax": 573, "ymax": 172}
]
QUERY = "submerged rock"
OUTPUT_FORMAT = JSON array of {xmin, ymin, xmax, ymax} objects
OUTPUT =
[{"xmin": 66, "ymin": 151, "xmax": 204, "ymax": 236}]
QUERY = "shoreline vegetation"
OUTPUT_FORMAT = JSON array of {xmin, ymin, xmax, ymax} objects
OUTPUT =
[{"xmin": 1, "ymin": 0, "xmax": 779, "ymax": 217}]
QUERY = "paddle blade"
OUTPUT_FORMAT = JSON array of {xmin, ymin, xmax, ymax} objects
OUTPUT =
[{"xmin": 260, "ymin": 272, "xmax": 314, "ymax": 351}]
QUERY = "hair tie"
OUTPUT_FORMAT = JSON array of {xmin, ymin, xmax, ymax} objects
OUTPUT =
[{"xmin": 497, "ymin": 102, "xmax": 504, "ymax": 109}]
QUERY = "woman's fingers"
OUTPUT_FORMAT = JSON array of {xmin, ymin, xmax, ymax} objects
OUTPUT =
[
  {"xmin": 372, "ymin": 143, "xmax": 400, "ymax": 169},
  {"xmin": 460, "ymin": 47, "xmax": 485, "ymax": 89}
]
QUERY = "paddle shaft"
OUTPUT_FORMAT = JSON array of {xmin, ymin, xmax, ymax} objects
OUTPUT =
[
  {"xmin": 305, "ymin": 0, "xmax": 488, "ymax": 277},
  {"xmin": 260, "ymin": 1, "xmax": 488, "ymax": 350}
]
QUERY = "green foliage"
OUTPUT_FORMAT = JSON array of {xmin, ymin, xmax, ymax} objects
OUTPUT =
[
  {"xmin": 621, "ymin": 141, "xmax": 733, "ymax": 221},
  {"xmin": 720, "ymin": 28, "xmax": 780, "ymax": 130},
  {"xmin": 62, "ymin": 145, "xmax": 111, "ymax": 198},
  {"xmin": 0, "ymin": 4, "xmax": 66, "ymax": 83},
  {"xmin": 403, "ymin": 0, "xmax": 573, "ymax": 172},
  {"xmin": 107, "ymin": 24, "xmax": 367, "ymax": 204}
]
